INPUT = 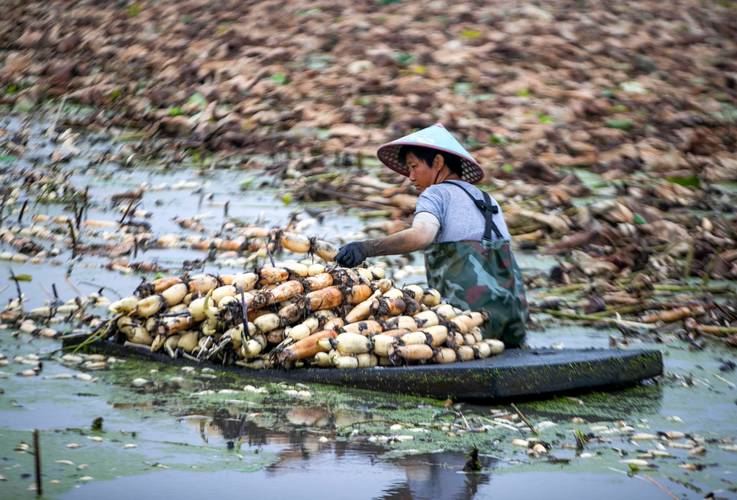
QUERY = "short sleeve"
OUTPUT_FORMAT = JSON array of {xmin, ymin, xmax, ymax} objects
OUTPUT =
[{"xmin": 414, "ymin": 185, "xmax": 446, "ymax": 222}]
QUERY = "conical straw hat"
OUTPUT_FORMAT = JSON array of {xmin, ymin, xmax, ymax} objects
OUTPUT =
[{"xmin": 376, "ymin": 123, "xmax": 483, "ymax": 184}]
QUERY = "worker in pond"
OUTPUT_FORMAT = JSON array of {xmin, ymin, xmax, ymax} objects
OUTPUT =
[{"xmin": 336, "ymin": 123, "xmax": 528, "ymax": 347}]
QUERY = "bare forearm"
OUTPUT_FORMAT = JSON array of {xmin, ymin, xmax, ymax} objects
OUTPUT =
[{"xmin": 362, "ymin": 227, "xmax": 431, "ymax": 257}]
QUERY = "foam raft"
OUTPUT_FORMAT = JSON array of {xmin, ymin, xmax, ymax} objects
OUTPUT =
[{"xmin": 62, "ymin": 334, "xmax": 663, "ymax": 401}]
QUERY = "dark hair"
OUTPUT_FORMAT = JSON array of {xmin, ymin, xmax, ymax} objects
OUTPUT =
[{"xmin": 398, "ymin": 145, "xmax": 463, "ymax": 177}]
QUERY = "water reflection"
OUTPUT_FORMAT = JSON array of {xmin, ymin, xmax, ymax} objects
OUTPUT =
[
  {"xmin": 181, "ymin": 404, "xmax": 497, "ymax": 500},
  {"xmin": 380, "ymin": 453, "xmax": 495, "ymax": 500}
]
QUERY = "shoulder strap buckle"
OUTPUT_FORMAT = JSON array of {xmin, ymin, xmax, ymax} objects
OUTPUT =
[{"xmin": 442, "ymin": 180, "xmax": 504, "ymax": 241}]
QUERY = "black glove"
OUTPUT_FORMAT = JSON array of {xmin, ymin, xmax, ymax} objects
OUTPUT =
[{"xmin": 336, "ymin": 242, "xmax": 367, "ymax": 268}]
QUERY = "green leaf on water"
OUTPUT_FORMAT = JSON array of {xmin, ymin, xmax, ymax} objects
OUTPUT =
[
  {"xmin": 454, "ymin": 82, "xmax": 472, "ymax": 95},
  {"xmin": 187, "ymin": 92, "xmax": 207, "ymax": 109},
  {"xmin": 12, "ymin": 274, "xmax": 32, "ymax": 282},
  {"xmin": 461, "ymin": 29, "xmax": 482, "ymax": 40},
  {"xmin": 167, "ymin": 107, "xmax": 184, "ymax": 117},
  {"xmin": 490, "ymin": 134, "xmax": 508, "ymax": 146},
  {"xmin": 0, "ymin": 154, "xmax": 17, "ymax": 163},
  {"xmin": 270, "ymin": 72, "xmax": 289, "ymax": 85},
  {"xmin": 108, "ymin": 88, "xmax": 124, "ymax": 102},
  {"xmin": 612, "ymin": 104, "xmax": 628, "ymax": 113},
  {"xmin": 126, "ymin": 2, "xmax": 141, "ymax": 17},
  {"xmin": 602, "ymin": 88, "xmax": 617, "ymax": 98},
  {"xmin": 666, "ymin": 175, "xmax": 700, "ymax": 188},
  {"xmin": 620, "ymin": 81, "xmax": 647, "ymax": 94},
  {"xmin": 154, "ymin": 272, "xmax": 164, "ymax": 280},
  {"xmin": 605, "ymin": 118, "xmax": 633, "ymax": 130},
  {"xmin": 281, "ymin": 193, "xmax": 293, "ymax": 205},
  {"xmin": 394, "ymin": 52, "xmax": 414, "ymax": 67},
  {"xmin": 91, "ymin": 417, "xmax": 104, "ymax": 432},
  {"xmin": 627, "ymin": 463, "xmax": 640, "ymax": 473},
  {"xmin": 633, "ymin": 213, "xmax": 646, "ymax": 225}
]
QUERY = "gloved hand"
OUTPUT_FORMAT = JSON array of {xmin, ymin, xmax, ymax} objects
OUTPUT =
[{"xmin": 336, "ymin": 242, "xmax": 368, "ymax": 268}]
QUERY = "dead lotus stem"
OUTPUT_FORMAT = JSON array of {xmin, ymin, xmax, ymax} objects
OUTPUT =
[
  {"xmin": 641, "ymin": 306, "xmax": 701, "ymax": 323},
  {"xmin": 306, "ymin": 286, "xmax": 343, "ymax": 312},
  {"xmin": 684, "ymin": 318, "xmax": 737, "ymax": 337}
]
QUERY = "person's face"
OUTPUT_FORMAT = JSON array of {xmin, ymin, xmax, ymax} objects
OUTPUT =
[{"xmin": 405, "ymin": 152, "xmax": 437, "ymax": 192}]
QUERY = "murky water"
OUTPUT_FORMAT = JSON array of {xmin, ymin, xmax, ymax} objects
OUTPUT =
[{"xmin": 1, "ymin": 116, "xmax": 736, "ymax": 499}]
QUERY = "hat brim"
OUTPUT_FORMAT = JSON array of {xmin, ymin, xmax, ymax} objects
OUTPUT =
[{"xmin": 377, "ymin": 142, "xmax": 484, "ymax": 184}]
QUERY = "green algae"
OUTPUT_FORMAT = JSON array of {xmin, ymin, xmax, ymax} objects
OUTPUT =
[{"xmin": 0, "ymin": 426, "xmax": 277, "ymax": 499}]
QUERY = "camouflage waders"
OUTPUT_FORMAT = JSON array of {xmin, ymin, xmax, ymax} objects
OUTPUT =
[{"xmin": 424, "ymin": 181, "xmax": 529, "ymax": 347}]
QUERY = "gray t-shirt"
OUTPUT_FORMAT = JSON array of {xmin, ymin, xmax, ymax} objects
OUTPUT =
[{"xmin": 414, "ymin": 181, "xmax": 511, "ymax": 243}]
